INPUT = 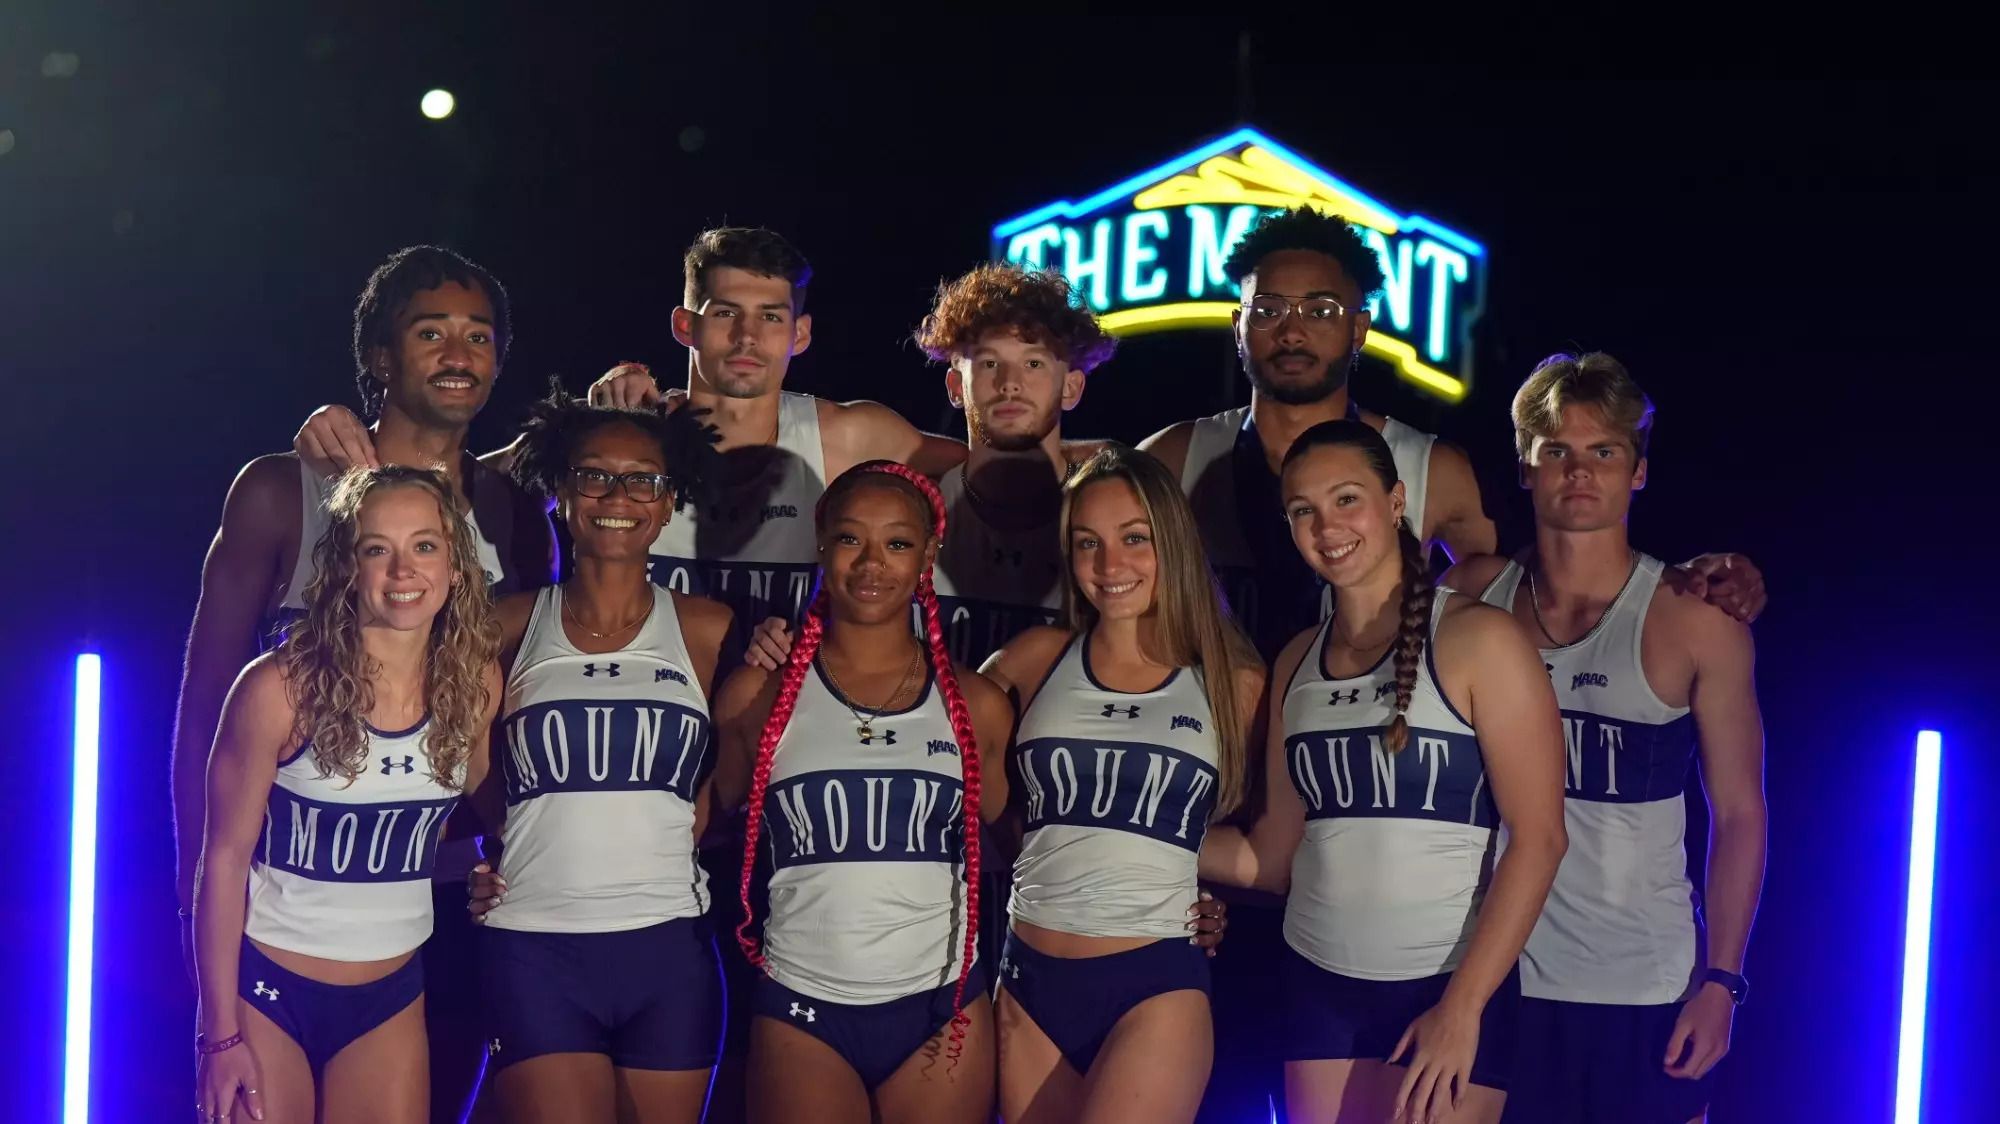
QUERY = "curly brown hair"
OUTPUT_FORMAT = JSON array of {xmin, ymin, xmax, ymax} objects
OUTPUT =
[
  {"xmin": 914, "ymin": 263, "xmax": 1117, "ymax": 372},
  {"xmin": 281, "ymin": 465, "xmax": 501, "ymax": 789}
]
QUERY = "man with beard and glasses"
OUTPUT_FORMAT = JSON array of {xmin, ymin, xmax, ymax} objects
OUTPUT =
[{"xmin": 175, "ymin": 245, "xmax": 556, "ymax": 1124}]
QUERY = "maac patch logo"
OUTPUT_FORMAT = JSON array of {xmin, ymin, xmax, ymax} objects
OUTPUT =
[
  {"xmin": 1170, "ymin": 715, "xmax": 1204, "ymax": 734},
  {"xmin": 655, "ymin": 668, "xmax": 689, "ymax": 686},
  {"xmin": 927, "ymin": 739, "xmax": 960, "ymax": 758},
  {"xmin": 1571, "ymin": 672, "xmax": 1609, "ymax": 690}
]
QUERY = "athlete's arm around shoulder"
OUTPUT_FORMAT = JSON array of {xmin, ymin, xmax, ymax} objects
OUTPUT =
[
  {"xmin": 1438, "ymin": 552, "xmax": 1511, "ymax": 598},
  {"xmin": 1136, "ymin": 420, "xmax": 1197, "ymax": 478},
  {"xmin": 710, "ymin": 661, "xmax": 783, "ymax": 814},
  {"xmin": 1434, "ymin": 595, "xmax": 1565, "ymax": 843},
  {"xmin": 947, "ymin": 662, "xmax": 1016, "ymax": 822},
  {"xmin": 173, "ymin": 453, "xmax": 300, "ymax": 909},
  {"xmin": 193, "ymin": 654, "xmax": 297, "ymax": 1037},
  {"xmin": 1199, "ymin": 625, "xmax": 1311, "ymax": 894},
  {"xmin": 476, "ymin": 458, "xmax": 558, "ymax": 590},
  {"xmin": 1424, "ymin": 440, "xmax": 1496, "ymax": 561},
  {"xmin": 817, "ymin": 397, "xmax": 968, "ymax": 479},
  {"xmin": 978, "ymin": 625, "xmax": 1075, "ymax": 713},
  {"xmin": 460, "ymin": 659, "xmax": 507, "ymax": 818},
  {"xmin": 670, "ymin": 592, "xmax": 737, "ymax": 700}
]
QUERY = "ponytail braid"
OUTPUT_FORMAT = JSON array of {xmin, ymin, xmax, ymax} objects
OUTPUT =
[
  {"xmin": 736, "ymin": 586, "xmax": 828, "ymax": 968},
  {"xmin": 859, "ymin": 462, "xmax": 984, "ymax": 1063},
  {"xmin": 1385, "ymin": 518, "xmax": 1431, "ymax": 754}
]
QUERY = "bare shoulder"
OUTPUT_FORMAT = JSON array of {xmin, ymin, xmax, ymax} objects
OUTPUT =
[
  {"xmin": 1649, "ymin": 575, "xmax": 1753, "ymax": 651},
  {"xmin": 821, "ymin": 396, "xmax": 913, "ymax": 439},
  {"xmin": 994, "ymin": 624, "xmax": 1073, "ymax": 668},
  {"xmin": 1440, "ymin": 553, "xmax": 1511, "ymax": 596},
  {"xmin": 670, "ymin": 590, "xmax": 735, "ymax": 636},
  {"xmin": 1136, "ymin": 419, "xmax": 1196, "ymax": 474},
  {"xmin": 1271, "ymin": 623, "xmax": 1321, "ymax": 689},
  {"xmin": 1434, "ymin": 590, "xmax": 1529, "ymax": 650},
  {"xmin": 232, "ymin": 650, "xmax": 298, "ymax": 715},
  {"xmin": 231, "ymin": 452, "xmax": 303, "ymax": 510},
  {"xmin": 950, "ymin": 660, "xmax": 1010, "ymax": 712},
  {"xmin": 1426, "ymin": 437, "xmax": 1477, "ymax": 484}
]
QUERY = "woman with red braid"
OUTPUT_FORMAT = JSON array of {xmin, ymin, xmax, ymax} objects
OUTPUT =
[
  {"xmin": 708, "ymin": 459, "xmax": 1014, "ymax": 1124},
  {"xmin": 1199, "ymin": 420, "xmax": 1568, "ymax": 1124}
]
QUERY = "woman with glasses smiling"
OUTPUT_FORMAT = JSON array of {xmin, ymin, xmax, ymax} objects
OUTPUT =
[{"xmin": 463, "ymin": 386, "xmax": 734, "ymax": 1124}]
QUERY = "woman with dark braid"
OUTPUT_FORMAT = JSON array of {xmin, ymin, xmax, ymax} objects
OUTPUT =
[
  {"xmin": 709, "ymin": 460, "xmax": 1014, "ymax": 1123},
  {"xmin": 1199, "ymin": 419, "xmax": 1567, "ymax": 1124}
]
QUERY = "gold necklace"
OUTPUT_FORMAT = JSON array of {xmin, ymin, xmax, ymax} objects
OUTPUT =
[
  {"xmin": 820, "ymin": 643, "xmax": 924, "ymax": 740},
  {"xmin": 562, "ymin": 589, "xmax": 650, "ymax": 640}
]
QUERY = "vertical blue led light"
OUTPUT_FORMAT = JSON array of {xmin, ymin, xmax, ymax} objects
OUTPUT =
[
  {"xmin": 65, "ymin": 653, "xmax": 102, "ymax": 1124},
  {"xmin": 1895, "ymin": 729, "xmax": 1941, "ymax": 1124}
]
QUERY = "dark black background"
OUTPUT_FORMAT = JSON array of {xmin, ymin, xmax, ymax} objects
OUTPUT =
[{"xmin": 5, "ymin": 7, "xmax": 1994, "ymax": 1121}]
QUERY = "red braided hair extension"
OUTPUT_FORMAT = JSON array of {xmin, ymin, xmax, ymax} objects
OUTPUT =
[
  {"xmin": 735, "ymin": 586, "xmax": 827, "ymax": 969},
  {"xmin": 865, "ymin": 462, "xmax": 985, "ymax": 1063}
]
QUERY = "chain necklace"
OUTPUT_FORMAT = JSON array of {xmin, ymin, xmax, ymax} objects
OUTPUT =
[
  {"xmin": 1526, "ymin": 555, "xmax": 1637, "ymax": 648},
  {"xmin": 820, "ymin": 643, "xmax": 924, "ymax": 740},
  {"xmin": 563, "ymin": 589, "xmax": 650, "ymax": 640}
]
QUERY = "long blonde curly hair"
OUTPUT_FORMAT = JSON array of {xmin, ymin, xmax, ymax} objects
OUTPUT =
[{"xmin": 280, "ymin": 465, "xmax": 501, "ymax": 789}]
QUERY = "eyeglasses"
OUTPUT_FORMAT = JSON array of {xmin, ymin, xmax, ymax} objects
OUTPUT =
[
  {"xmin": 567, "ymin": 467, "xmax": 671, "ymax": 503},
  {"xmin": 1241, "ymin": 294, "xmax": 1359, "ymax": 330}
]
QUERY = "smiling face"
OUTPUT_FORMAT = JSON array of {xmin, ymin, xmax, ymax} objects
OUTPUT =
[
  {"xmin": 1066, "ymin": 477, "xmax": 1159, "ymax": 622},
  {"xmin": 372, "ymin": 281, "xmax": 499, "ymax": 428},
  {"xmin": 559, "ymin": 418, "xmax": 672, "ymax": 562},
  {"xmin": 1281, "ymin": 442, "xmax": 1406, "ymax": 590},
  {"xmin": 817, "ymin": 477, "xmax": 937, "ymax": 626},
  {"xmin": 351, "ymin": 484, "xmax": 458, "ymax": 630}
]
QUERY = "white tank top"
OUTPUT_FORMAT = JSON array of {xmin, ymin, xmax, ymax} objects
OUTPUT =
[
  {"xmin": 1181, "ymin": 405, "xmax": 1434, "ymax": 659},
  {"xmin": 264, "ymin": 458, "xmax": 513, "ymax": 647},
  {"xmin": 1009, "ymin": 634, "xmax": 1222, "ymax": 939},
  {"xmin": 1280, "ymin": 590, "xmax": 1497, "ymax": 980},
  {"xmin": 648, "ymin": 392, "xmax": 826, "ymax": 664},
  {"xmin": 930, "ymin": 469, "xmax": 1064, "ymax": 668},
  {"xmin": 246, "ymin": 719, "xmax": 461, "ymax": 961},
  {"xmin": 1479, "ymin": 554, "xmax": 1699, "ymax": 1004},
  {"xmin": 760, "ymin": 656, "xmax": 974, "ymax": 1005},
  {"xmin": 485, "ymin": 586, "xmax": 714, "ymax": 933}
]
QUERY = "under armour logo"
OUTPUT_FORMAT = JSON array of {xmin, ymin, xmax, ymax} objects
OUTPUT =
[
  {"xmin": 1571, "ymin": 672, "xmax": 1610, "ymax": 690},
  {"xmin": 1374, "ymin": 682, "xmax": 1397, "ymax": 702},
  {"xmin": 489, "ymin": 1038, "xmax": 504, "ymax": 1056},
  {"xmin": 655, "ymin": 668, "xmax": 688, "ymax": 685},
  {"xmin": 379, "ymin": 755, "xmax": 415, "ymax": 775},
  {"xmin": 583, "ymin": 663, "xmax": 621, "ymax": 678},
  {"xmin": 253, "ymin": 981, "xmax": 280, "ymax": 1001},
  {"xmin": 789, "ymin": 1002, "xmax": 817, "ymax": 1023},
  {"xmin": 991, "ymin": 547, "xmax": 1025, "ymax": 567},
  {"xmin": 927, "ymin": 739, "xmax": 959, "ymax": 757},
  {"xmin": 1001, "ymin": 958, "xmax": 1020, "ymax": 980},
  {"xmin": 1171, "ymin": 715, "xmax": 1203, "ymax": 734},
  {"xmin": 859, "ymin": 730, "xmax": 898, "ymax": 746},
  {"xmin": 1328, "ymin": 688, "xmax": 1361, "ymax": 706}
]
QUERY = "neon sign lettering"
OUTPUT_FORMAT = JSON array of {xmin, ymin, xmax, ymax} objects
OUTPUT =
[{"xmin": 991, "ymin": 128, "xmax": 1487, "ymax": 402}]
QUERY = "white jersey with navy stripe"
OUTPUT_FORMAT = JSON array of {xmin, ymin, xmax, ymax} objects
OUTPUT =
[
  {"xmin": 648, "ymin": 392, "xmax": 825, "ymax": 650},
  {"xmin": 486, "ymin": 585, "xmax": 714, "ymax": 933},
  {"xmin": 1480, "ymin": 554, "xmax": 1700, "ymax": 1004},
  {"xmin": 1181, "ymin": 405, "xmax": 1435, "ymax": 658},
  {"xmin": 760, "ymin": 658, "xmax": 974, "ymax": 1005},
  {"xmin": 930, "ymin": 468, "xmax": 1065, "ymax": 668},
  {"xmin": 265, "ymin": 458, "xmax": 510, "ymax": 646},
  {"xmin": 1009, "ymin": 634, "xmax": 1221, "ymax": 939},
  {"xmin": 246, "ymin": 719, "xmax": 461, "ymax": 961},
  {"xmin": 1281, "ymin": 589, "xmax": 1497, "ymax": 980}
]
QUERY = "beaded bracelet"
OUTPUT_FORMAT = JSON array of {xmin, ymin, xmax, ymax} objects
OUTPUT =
[{"xmin": 196, "ymin": 1031, "xmax": 244, "ymax": 1056}]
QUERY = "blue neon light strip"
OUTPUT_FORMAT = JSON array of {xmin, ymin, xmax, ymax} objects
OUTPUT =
[
  {"xmin": 990, "ymin": 127, "xmax": 1484, "ymax": 258},
  {"xmin": 65, "ymin": 654, "xmax": 102, "ymax": 1124},
  {"xmin": 1895, "ymin": 729, "xmax": 1941, "ymax": 1124}
]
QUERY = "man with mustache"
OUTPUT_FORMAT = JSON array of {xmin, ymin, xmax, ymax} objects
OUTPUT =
[{"xmin": 173, "ymin": 244, "xmax": 556, "ymax": 1123}]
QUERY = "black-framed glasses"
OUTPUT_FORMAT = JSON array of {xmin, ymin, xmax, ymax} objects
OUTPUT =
[
  {"xmin": 567, "ymin": 466, "xmax": 671, "ymax": 503},
  {"xmin": 1242, "ymin": 294, "xmax": 1359, "ymax": 330}
]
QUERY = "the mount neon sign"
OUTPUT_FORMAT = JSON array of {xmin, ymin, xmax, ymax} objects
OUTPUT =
[{"xmin": 991, "ymin": 128, "xmax": 1486, "ymax": 402}]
